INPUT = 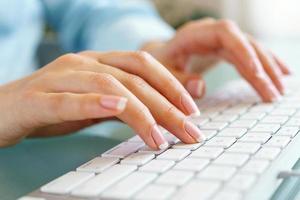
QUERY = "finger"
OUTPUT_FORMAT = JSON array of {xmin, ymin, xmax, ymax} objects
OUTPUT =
[
  {"xmin": 270, "ymin": 52, "xmax": 292, "ymax": 75},
  {"xmin": 168, "ymin": 68, "xmax": 206, "ymax": 99},
  {"xmin": 35, "ymin": 93, "xmax": 127, "ymax": 124},
  {"xmin": 215, "ymin": 20, "xmax": 281, "ymax": 102},
  {"xmin": 248, "ymin": 37, "xmax": 285, "ymax": 94},
  {"xmin": 41, "ymin": 70, "xmax": 167, "ymax": 150},
  {"xmin": 79, "ymin": 51, "xmax": 200, "ymax": 116}
]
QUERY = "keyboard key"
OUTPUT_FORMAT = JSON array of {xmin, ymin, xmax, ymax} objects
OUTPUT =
[
  {"xmin": 201, "ymin": 122, "xmax": 228, "ymax": 131},
  {"xmin": 205, "ymin": 137, "xmax": 236, "ymax": 148},
  {"xmin": 102, "ymin": 172, "xmax": 157, "ymax": 199},
  {"xmin": 198, "ymin": 165, "xmax": 237, "ymax": 181},
  {"xmin": 212, "ymin": 189, "xmax": 242, "ymax": 200},
  {"xmin": 189, "ymin": 116, "xmax": 209, "ymax": 126},
  {"xmin": 139, "ymin": 160, "xmax": 175, "ymax": 173},
  {"xmin": 128, "ymin": 135, "xmax": 144, "ymax": 143},
  {"xmin": 201, "ymin": 130, "xmax": 218, "ymax": 140},
  {"xmin": 239, "ymin": 132, "xmax": 271, "ymax": 144},
  {"xmin": 173, "ymin": 158, "xmax": 210, "ymax": 172},
  {"xmin": 71, "ymin": 165, "xmax": 136, "ymax": 197},
  {"xmin": 241, "ymin": 159, "xmax": 270, "ymax": 174},
  {"xmin": 227, "ymin": 142, "xmax": 261, "ymax": 154},
  {"xmin": 121, "ymin": 152, "xmax": 155, "ymax": 166},
  {"xmin": 102, "ymin": 142, "xmax": 144, "ymax": 158},
  {"xmin": 254, "ymin": 147, "xmax": 281, "ymax": 160},
  {"xmin": 240, "ymin": 112, "xmax": 266, "ymax": 120},
  {"xmin": 157, "ymin": 149, "xmax": 190, "ymax": 161},
  {"xmin": 214, "ymin": 153, "xmax": 249, "ymax": 167},
  {"xmin": 229, "ymin": 119, "xmax": 257, "ymax": 129},
  {"xmin": 285, "ymin": 118, "xmax": 300, "ymax": 127},
  {"xmin": 265, "ymin": 136, "xmax": 290, "ymax": 148},
  {"xmin": 156, "ymin": 170, "xmax": 194, "ymax": 186},
  {"xmin": 174, "ymin": 180, "xmax": 221, "ymax": 200},
  {"xmin": 270, "ymin": 108, "xmax": 296, "ymax": 116},
  {"xmin": 276, "ymin": 127, "xmax": 299, "ymax": 137},
  {"xmin": 134, "ymin": 184, "xmax": 176, "ymax": 200},
  {"xmin": 172, "ymin": 142, "xmax": 203, "ymax": 150},
  {"xmin": 261, "ymin": 116, "xmax": 289, "ymax": 124},
  {"xmin": 138, "ymin": 146, "xmax": 167, "ymax": 155},
  {"xmin": 41, "ymin": 171, "xmax": 94, "ymax": 194},
  {"xmin": 251, "ymin": 123, "xmax": 280, "ymax": 134},
  {"xmin": 18, "ymin": 197, "xmax": 45, "ymax": 200},
  {"xmin": 191, "ymin": 147, "xmax": 224, "ymax": 159},
  {"xmin": 213, "ymin": 114, "xmax": 238, "ymax": 122},
  {"xmin": 163, "ymin": 133, "xmax": 180, "ymax": 144},
  {"xmin": 250, "ymin": 104, "xmax": 274, "ymax": 112},
  {"xmin": 228, "ymin": 174, "xmax": 257, "ymax": 191},
  {"xmin": 77, "ymin": 157, "xmax": 119, "ymax": 173},
  {"xmin": 218, "ymin": 128, "xmax": 247, "ymax": 138}
]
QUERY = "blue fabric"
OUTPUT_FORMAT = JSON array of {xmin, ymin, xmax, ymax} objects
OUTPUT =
[{"xmin": 0, "ymin": 0, "xmax": 174, "ymax": 84}]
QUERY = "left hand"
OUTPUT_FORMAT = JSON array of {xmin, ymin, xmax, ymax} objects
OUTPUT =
[{"xmin": 144, "ymin": 18, "xmax": 291, "ymax": 102}]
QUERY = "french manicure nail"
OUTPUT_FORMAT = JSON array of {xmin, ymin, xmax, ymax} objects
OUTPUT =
[
  {"xmin": 186, "ymin": 79, "xmax": 204, "ymax": 98},
  {"xmin": 181, "ymin": 93, "xmax": 201, "ymax": 117},
  {"xmin": 151, "ymin": 124, "xmax": 168, "ymax": 150},
  {"xmin": 100, "ymin": 96, "xmax": 128, "ymax": 110},
  {"xmin": 184, "ymin": 121, "xmax": 206, "ymax": 142}
]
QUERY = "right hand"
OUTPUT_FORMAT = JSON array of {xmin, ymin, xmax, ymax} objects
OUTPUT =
[{"xmin": 0, "ymin": 51, "xmax": 205, "ymax": 149}]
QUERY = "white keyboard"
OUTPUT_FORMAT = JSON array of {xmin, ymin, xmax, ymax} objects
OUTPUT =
[{"xmin": 20, "ymin": 77, "xmax": 300, "ymax": 200}]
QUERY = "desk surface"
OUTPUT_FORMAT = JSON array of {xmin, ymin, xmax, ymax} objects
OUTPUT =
[{"xmin": 0, "ymin": 39, "xmax": 300, "ymax": 200}]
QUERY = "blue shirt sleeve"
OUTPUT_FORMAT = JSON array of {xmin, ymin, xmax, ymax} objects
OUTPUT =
[{"xmin": 41, "ymin": 0, "xmax": 175, "ymax": 52}]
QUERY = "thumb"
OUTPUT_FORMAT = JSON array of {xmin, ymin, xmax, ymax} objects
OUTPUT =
[{"xmin": 169, "ymin": 68, "xmax": 206, "ymax": 99}]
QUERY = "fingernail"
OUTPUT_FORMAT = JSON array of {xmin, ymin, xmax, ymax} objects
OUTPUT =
[
  {"xmin": 151, "ymin": 124, "xmax": 169, "ymax": 150},
  {"xmin": 181, "ymin": 93, "xmax": 200, "ymax": 117},
  {"xmin": 186, "ymin": 79, "xmax": 204, "ymax": 98},
  {"xmin": 184, "ymin": 121, "xmax": 206, "ymax": 142},
  {"xmin": 100, "ymin": 96, "xmax": 128, "ymax": 110}
]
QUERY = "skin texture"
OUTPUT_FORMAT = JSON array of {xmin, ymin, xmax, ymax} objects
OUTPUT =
[
  {"xmin": 0, "ymin": 18, "xmax": 290, "ymax": 149},
  {"xmin": 143, "ymin": 18, "xmax": 291, "ymax": 101},
  {"xmin": 0, "ymin": 51, "xmax": 203, "ymax": 149}
]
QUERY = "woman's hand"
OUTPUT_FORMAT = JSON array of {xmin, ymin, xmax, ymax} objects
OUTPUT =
[
  {"xmin": 144, "ymin": 18, "xmax": 291, "ymax": 102},
  {"xmin": 0, "ymin": 51, "xmax": 205, "ymax": 149}
]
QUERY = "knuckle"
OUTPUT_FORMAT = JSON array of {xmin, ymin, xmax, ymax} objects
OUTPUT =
[
  {"xmin": 90, "ymin": 73, "xmax": 118, "ymax": 89},
  {"xmin": 131, "ymin": 51, "xmax": 153, "ymax": 65},
  {"xmin": 218, "ymin": 19, "xmax": 238, "ymax": 31},
  {"xmin": 125, "ymin": 74, "xmax": 148, "ymax": 89},
  {"xmin": 57, "ymin": 53, "xmax": 81, "ymax": 63},
  {"xmin": 47, "ymin": 95, "xmax": 66, "ymax": 120}
]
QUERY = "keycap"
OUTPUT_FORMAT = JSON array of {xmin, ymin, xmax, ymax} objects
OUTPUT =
[
  {"xmin": 276, "ymin": 127, "xmax": 299, "ymax": 137},
  {"xmin": 139, "ymin": 160, "xmax": 175, "ymax": 173},
  {"xmin": 254, "ymin": 147, "xmax": 281, "ymax": 160},
  {"xmin": 18, "ymin": 197, "xmax": 45, "ymax": 200},
  {"xmin": 227, "ymin": 142, "xmax": 261, "ymax": 154},
  {"xmin": 218, "ymin": 128, "xmax": 247, "ymax": 138},
  {"xmin": 173, "ymin": 180, "xmax": 221, "ymax": 200},
  {"xmin": 265, "ymin": 136, "xmax": 290, "ymax": 148},
  {"xmin": 251, "ymin": 124, "xmax": 280, "ymax": 134},
  {"xmin": 172, "ymin": 142, "xmax": 203, "ymax": 150},
  {"xmin": 214, "ymin": 153, "xmax": 249, "ymax": 167},
  {"xmin": 201, "ymin": 130, "xmax": 218, "ymax": 140},
  {"xmin": 201, "ymin": 122, "xmax": 228, "ymax": 131},
  {"xmin": 71, "ymin": 165, "xmax": 136, "ymax": 197},
  {"xmin": 222, "ymin": 105, "xmax": 249, "ymax": 114},
  {"xmin": 261, "ymin": 116, "xmax": 289, "ymax": 124},
  {"xmin": 212, "ymin": 189, "xmax": 242, "ymax": 200},
  {"xmin": 285, "ymin": 118, "xmax": 300, "ymax": 127},
  {"xmin": 198, "ymin": 165, "xmax": 237, "ymax": 181},
  {"xmin": 77, "ymin": 157, "xmax": 119, "ymax": 173},
  {"xmin": 213, "ymin": 114, "xmax": 238, "ymax": 122},
  {"xmin": 163, "ymin": 133, "xmax": 180, "ymax": 144},
  {"xmin": 102, "ymin": 142, "xmax": 144, "ymax": 158},
  {"xmin": 250, "ymin": 104, "xmax": 274, "ymax": 112},
  {"xmin": 157, "ymin": 149, "xmax": 190, "ymax": 161},
  {"xmin": 191, "ymin": 147, "xmax": 224, "ymax": 159},
  {"xmin": 241, "ymin": 159, "xmax": 270, "ymax": 174},
  {"xmin": 229, "ymin": 119, "xmax": 257, "ymax": 129},
  {"xmin": 239, "ymin": 132, "xmax": 271, "ymax": 144},
  {"xmin": 128, "ymin": 135, "xmax": 144, "ymax": 143},
  {"xmin": 102, "ymin": 172, "xmax": 157, "ymax": 199},
  {"xmin": 41, "ymin": 171, "xmax": 94, "ymax": 194},
  {"xmin": 205, "ymin": 137, "xmax": 236, "ymax": 148},
  {"xmin": 134, "ymin": 184, "xmax": 176, "ymax": 200},
  {"xmin": 121, "ymin": 152, "xmax": 155, "ymax": 166},
  {"xmin": 271, "ymin": 108, "xmax": 296, "ymax": 116},
  {"xmin": 228, "ymin": 174, "xmax": 257, "ymax": 191},
  {"xmin": 240, "ymin": 112, "xmax": 266, "ymax": 120},
  {"xmin": 138, "ymin": 146, "xmax": 166, "ymax": 155},
  {"xmin": 155, "ymin": 170, "xmax": 194, "ymax": 186},
  {"xmin": 189, "ymin": 116, "xmax": 209, "ymax": 126},
  {"xmin": 173, "ymin": 158, "xmax": 210, "ymax": 172}
]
